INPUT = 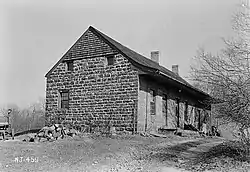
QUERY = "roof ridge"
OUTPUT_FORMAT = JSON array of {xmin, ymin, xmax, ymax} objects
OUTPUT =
[
  {"xmin": 89, "ymin": 26, "xmax": 210, "ymax": 97},
  {"xmin": 89, "ymin": 26, "xmax": 192, "ymax": 85},
  {"xmin": 89, "ymin": 26, "xmax": 156, "ymax": 69},
  {"xmin": 46, "ymin": 25, "xmax": 210, "ymax": 98}
]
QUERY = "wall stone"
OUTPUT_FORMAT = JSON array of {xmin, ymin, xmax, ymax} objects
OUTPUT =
[
  {"xmin": 45, "ymin": 30, "xmax": 139, "ymax": 132},
  {"xmin": 137, "ymin": 80, "xmax": 147, "ymax": 132},
  {"xmin": 46, "ymin": 28, "xmax": 211, "ymax": 133},
  {"xmin": 167, "ymin": 99, "xmax": 177, "ymax": 129},
  {"xmin": 179, "ymin": 102, "xmax": 185, "ymax": 129},
  {"xmin": 187, "ymin": 105, "xmax": 195, "ymax": 125}
]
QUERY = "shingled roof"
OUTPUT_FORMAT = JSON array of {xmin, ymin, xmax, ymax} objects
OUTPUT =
[
  {"xmin": 88, "ymin": 26, "xmax": 210, "ymax": 97},
  {"xmin": 45, "ymin": 26, "xmax": 210, "ymax": 98}
]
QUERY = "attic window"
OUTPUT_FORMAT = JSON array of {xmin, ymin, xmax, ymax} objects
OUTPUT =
[
  {"xmin": 66, "ymin": 61, "xmax": 74, "ymax": 71},
  {"xmin": 107, "ymin": 55, "xmax": 114, "ymax": 66}
]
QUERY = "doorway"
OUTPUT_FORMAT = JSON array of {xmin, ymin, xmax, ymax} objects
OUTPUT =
[{"xmin": 162, "ymin": 94, "xmax": 168, "ymax": 126}]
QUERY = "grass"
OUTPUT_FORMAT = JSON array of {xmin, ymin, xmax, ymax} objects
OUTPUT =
[
  {"xmin": 181, "ymin": 140, "xmax": 250, "ymax": 172},
  {"xmin": 0, "ymin": 133, "xmax": 249, "ymax": 172},
  {"xmin": 0, "ymin": 134, "xmax": 172, "ymax": 172}
]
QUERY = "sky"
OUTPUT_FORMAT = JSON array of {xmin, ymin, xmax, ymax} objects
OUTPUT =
[{"xmin": 0, "ymin": 0, "xmax": 242, "ymax": 108}]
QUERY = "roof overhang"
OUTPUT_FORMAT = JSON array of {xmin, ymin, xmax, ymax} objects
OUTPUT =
[
  {"xmin": 136, "ymin": 64, "xmax": 211, "ymax": 99},
  {"xmin": 157, "ymin": 71, "xmax": 211, "ymax": 99},
  {"xmin": 137, "ymin": 67, "xmax": 213, "ymax": 109}
]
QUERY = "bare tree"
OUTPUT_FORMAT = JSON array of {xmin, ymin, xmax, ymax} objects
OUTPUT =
[
  {"xmin": 190, "ymin": 2, "xmax": 250, "ymax": 157},
  {"xmin": 28, "ymin": 96, "xmax": 46, "ymax": 112},
  {"xmin": 0, "ymin": 98, "xmax": 46, "ymax": 134}
]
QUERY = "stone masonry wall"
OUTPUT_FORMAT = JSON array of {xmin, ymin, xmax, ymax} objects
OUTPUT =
[{"xmin": 46, "ymin": 53, "xmax": 138, "ymax": 132}]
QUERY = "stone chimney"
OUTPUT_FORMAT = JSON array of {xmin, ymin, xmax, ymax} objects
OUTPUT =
[
  {"xmin": 151, "ymin": 51, "xmax": 159, "ymax": 64},
  {"xmin": 172, "ymin": 65, "xmax": 179, "ymax": 75}
]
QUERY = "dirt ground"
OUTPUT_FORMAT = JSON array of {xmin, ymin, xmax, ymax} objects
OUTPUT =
[{"xmin": 0, "ymin": 134, "xmax": 248, "ymax": 172}]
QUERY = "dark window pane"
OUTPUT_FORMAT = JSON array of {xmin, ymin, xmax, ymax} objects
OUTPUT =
[
  {"xmin": 61, "ymin": 100, "xmax": 69, "ymax": 109},
  {"xmin": 107, "ymin": 55, "xmax": 114, "ymax": 66},
  {"xmin": 150, "ymin": 90, "xmax": 155, "ymax": 103},
  {"xmin": 61, "ymin": 92, "xmax": 69, "ymax": 100},
  {"xmin": 60, "ymin": 90, "xmax": 69, "ymax": 109},
  {"xmin": 150, "ymin": 102, "xmax": 155, "ymax": 115},
  {"xmin": 67, "ymin": 61, "xmax": 74, "ymax": 71}
]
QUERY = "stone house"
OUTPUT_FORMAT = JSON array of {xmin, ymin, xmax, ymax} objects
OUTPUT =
[{"xmin": 45, "ymin": 26, "xmax": 212, "ymax": 133}]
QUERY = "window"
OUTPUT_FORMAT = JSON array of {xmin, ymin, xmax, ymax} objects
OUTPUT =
[
  {"xmin": 66, "ymin": 61, "xmax": 74, "ymax": 71},
  {"xmin": 150, "ymin": 89, "xmax": 156, "ymax": 115},
  {"xmin": 59, "ymin": 90, "xmax": 69, "ymax": 109},
  {"xmin": 107, "ymin": 55, "xmax": 114, "ymax": 66}
]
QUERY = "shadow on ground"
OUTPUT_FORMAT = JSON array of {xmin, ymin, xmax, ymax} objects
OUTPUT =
[
  {"xmin": 139, "ymin": 139, "xmax": 209, "ymax": 163},
  {"xmin": 187, "ymin": 141, "xmax": 250, "ymax": 165},
  {"xmin": 138, "ymin": 138, "xmax": 250, "ymax": 171},
  {"xmin": 180, "ymin": 140, "xmax": 250, "ymax": 171}
]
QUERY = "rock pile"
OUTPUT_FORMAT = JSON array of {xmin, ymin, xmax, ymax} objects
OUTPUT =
[{"xmin": 22, "ymin": 124, "xmax": 79, "ymax": 142}]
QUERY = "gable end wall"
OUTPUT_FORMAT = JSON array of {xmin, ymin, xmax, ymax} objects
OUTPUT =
[{"xmin": 46, "ymin": 53, "xmax": 138, "ymax": 132}]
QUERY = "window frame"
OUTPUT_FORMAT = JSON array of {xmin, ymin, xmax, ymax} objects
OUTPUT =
[
  {"xmin": 106, "ymin": 55, "xmax": 115, "ymax": 66},
  {"xmin": 59, "ymin": 90, "xmax": 69, "ymax": 109},
  {"xmin": 66, "ymin": 61, "xmax": 74, "ymax": 71}
]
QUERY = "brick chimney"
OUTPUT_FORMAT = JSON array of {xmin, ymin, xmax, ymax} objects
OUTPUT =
[
  {"xmin": 151, "ymin": 51, "xmax": 159, "ymax": 64},
  {"xmin": 172, "ymin": 65, "xmax": 179, "ymax": 75}
]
